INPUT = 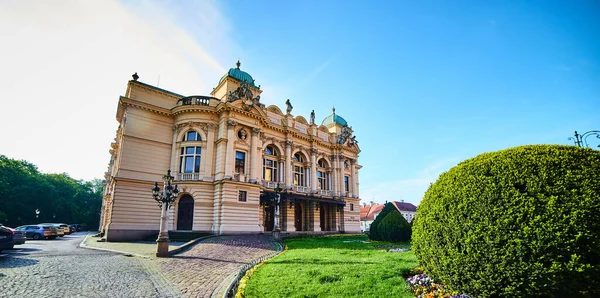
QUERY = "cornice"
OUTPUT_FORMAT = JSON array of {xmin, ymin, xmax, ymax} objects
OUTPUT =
[
  {"xmin": 119, "ymin": 96, "xmax": 171, "ymax": 117},
  {"xmin": 171, "ymin": 105, "xmax": 218, "ymax": 117}
]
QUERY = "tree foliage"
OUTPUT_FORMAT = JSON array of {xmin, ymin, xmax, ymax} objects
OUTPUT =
[
  {"xmin": 378, "ymin": 209, "xmax": 412, "ymax": 242},
  {"xmin": 0, "ymin": 154, "xmax": 102, "ymax": 230},
  {"xmin": 368, "ymin": 202, "xmax": 396, "ymax": 241},
  {"xmin": 412, "ymin": 145, "xmax": 600, "ymax": 297}
]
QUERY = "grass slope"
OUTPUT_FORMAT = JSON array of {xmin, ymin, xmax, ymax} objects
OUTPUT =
[{"xmin": 243, "ymin": 235, "xmax": 417, "ymax": 298}]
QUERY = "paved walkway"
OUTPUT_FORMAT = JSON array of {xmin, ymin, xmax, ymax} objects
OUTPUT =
[{"xmin": 153, "ymin": 235, "xmax": 279, "ymax": 298}]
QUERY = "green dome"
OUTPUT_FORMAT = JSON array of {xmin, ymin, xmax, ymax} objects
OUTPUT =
[
  {"xmin": 321, "ymin": 108, "xmax": 347, "ymax": 126},
  {"xmin": 219, "ymin": 61, "xmax": 260, "ymax": 89}
]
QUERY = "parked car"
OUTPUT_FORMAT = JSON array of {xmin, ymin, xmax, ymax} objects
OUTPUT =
[
  {"xmin": 68, "ymin": 225, "xmax": 76, "ymax": 233},
  {"xmin": 0, "ymin": 225, "xmax": 15, "ymax": 252},
  {"xmin": 16, "ymin": 225, "xmax": 57, "ymax": 240},
  {"xmin": 39, "ymin": 223, "xmax": 68, "ymax": 236},
  {"xmin": 53, "ymin": 226, "xmax": 65, "ymax": 237},
  {"xmin": 69, "ymin": 224, "xmax": 88, "ymax": 232},
  {"xmin": 5, "ymin": 226, "xmax": 26, "ymax": 245}
]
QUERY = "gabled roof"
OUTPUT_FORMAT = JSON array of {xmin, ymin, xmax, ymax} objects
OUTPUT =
[
  {"xmin": 391, "ymin": 201, "xmax": 417, "ymax": 212},
  {"xmin": 360, "ymin": 201, "xmax": 418, "ymax": 221}
]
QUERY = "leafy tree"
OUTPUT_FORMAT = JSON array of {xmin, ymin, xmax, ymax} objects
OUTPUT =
[{"xmin": 0, "ymin": 155, "xmax": 102, "ymax": 229}]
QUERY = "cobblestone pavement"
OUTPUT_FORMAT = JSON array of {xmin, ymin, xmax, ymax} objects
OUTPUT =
[
  {"xmin": 154, "ymin": 235, "xmax": 279, "ymax": 297},
  {"xmin": 0, "ymin": 234, "xmax": 181, "ymax": 298},
  {"xmin": 0, "ymin": 234, "xmax": 277, "ymax": 298}
]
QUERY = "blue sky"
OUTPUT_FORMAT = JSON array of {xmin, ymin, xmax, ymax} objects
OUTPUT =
[{"xmin": 1, "ymin": 0, "xmax": 598, "ymax": 205}]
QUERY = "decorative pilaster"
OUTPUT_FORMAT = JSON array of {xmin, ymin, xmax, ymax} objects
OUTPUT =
[
  {"xmin": 224, "ymin": 120, "xmax": 237, "ymax": 179},
  {"xmin": 310, "ymin": 148, "xmax": 317, "ymax": 193},
  {"xmin": 249, "ymin": 127, "xmax": 261, "ymax": 183},
  {"xmin": 285, "ymin": 140, "xmax": 292, "ymax": 188}
]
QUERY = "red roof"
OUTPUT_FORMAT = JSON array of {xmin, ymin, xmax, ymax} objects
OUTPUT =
[{"xmin": 360, "ymin": 201, "xmax": 417, "ymax": 221}]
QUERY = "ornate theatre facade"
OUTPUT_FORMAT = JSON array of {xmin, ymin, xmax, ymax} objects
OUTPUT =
[{"xmin": 100, "ymin": 62, "xmax": 362, "ymax": 241}]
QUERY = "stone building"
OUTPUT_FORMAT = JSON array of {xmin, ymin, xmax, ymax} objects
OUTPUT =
[{"xmin": 100, "ymin": 62, "xmax": 362, "ymax": 241}]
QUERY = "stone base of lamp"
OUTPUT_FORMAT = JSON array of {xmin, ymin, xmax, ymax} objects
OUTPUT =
[
  {"xmin": 156, "ymin": 239, "xmax": 170, "ymax": 257},
  {"xmin": 272, "ymin": 229, "xmax": 280, "ymax": 241}
]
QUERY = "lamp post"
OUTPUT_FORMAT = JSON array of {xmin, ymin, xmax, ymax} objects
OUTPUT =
[
  {"xmin": 569, "ymin": 130, "xmax": 600, "ymax": 149},
  {"xmin": 152, "ymin": 169, "xmax": 179, "ymax": 257},
  {"xmin": 35, "ymin": 209, "xmax": 40, "ymax": 219},
  {"xmin": 272, "ymin": 183, "xmax": 283, "ymax": 240}
]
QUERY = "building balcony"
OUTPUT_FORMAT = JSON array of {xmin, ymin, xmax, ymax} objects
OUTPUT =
[
  {"xmin": 178, "ymin": 173, "xmax": 201, "ymax": 181},
  {"xmin": 292, "ymin": 185, "xmax": 309, "ymax": 193},
  {"xmin": 263, "ymin": 181, "xmax": 279, "ymax": 188},
  {"xmin": 317, "ymin": 189, "xmax": 332, "ymax": 196},
  {"xmin": 176, "ymin": 95, "xmax": 213, "ymax": 106}
]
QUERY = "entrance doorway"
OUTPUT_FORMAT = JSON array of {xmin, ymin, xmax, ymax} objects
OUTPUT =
[
  {"xmin": 264, "ymin": 206, "xmax": 274, "ymax": 231},
  {"xmin": 295, "ymin": 202, "xmax": 303, "ymax": 231},
  {"xmin": 177, "ymin": 195, "xmax": 194, "ymax": 230}
]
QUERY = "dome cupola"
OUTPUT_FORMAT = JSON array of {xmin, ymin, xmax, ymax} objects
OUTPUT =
[
  {"xmin": 218, "ymin": 60, "xmax": 260, "ymax": 89},
  {"xmin": 321, "ymin": 107, "xmax": 347, "ymax": 127}
]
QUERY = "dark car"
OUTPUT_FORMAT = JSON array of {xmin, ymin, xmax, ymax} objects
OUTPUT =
[
  {"xmin": 16, "ymin": 225, "xmax": 57, "ymax": 240},
  {"xmin": 0, "ymin": 225, "xmax": 15, "ymax": 252},
  {"xmin": 6, "ymin": 226, "xmax": 26, "ymax": 245}
]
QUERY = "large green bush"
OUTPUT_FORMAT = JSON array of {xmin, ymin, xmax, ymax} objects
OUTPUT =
[
  {"xmin": 412, "ymin": 145, "xmax": 600, "ymax": 297},
  {"xmin": 379, "ymin": 210, "xmax": 412, "ymax": 242},
  {"xmin": 368, "ymin": 202, "xmax": 396, "ymax": 241}
]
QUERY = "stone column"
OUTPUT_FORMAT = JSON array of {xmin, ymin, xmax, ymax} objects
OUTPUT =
[
  {"xmin": 249, "ymin": 128, "xmax": 260, "ymax": 183},
  {"xmin": 350, "ymin": 160, "xmax": 357, "ymax": 197},
  {"xmin": 330, "ymin": 154, "xmax": 337, "ymax": 196},
  {"xmin": 204, "ymin": 125, "xmax": 216, "ymax": 181},
  {"xmin": 285, "ymin": 140, "xmax": 292, "ymax": 188},
  {"xmin": 224, "ymin": 120, "xmax": 237, "ymax": 179},
  {"xmin": 170, "ymin": 125, "xmax": 179, "ymax": 175},
  {"xmin": 310, "ymin": 149, "xmax": 317, "ymax": 193}
]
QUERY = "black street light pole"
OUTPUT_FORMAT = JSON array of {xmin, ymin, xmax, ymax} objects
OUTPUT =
[
  {"xmin": 569, "ymin": 130, "xmax": 600, "ymax": 149},
  {"xmin": 272, "ymin": 183, "xmax": 283, "ymax": 240},
  {"xmin": 152, "ymin": 169, "xmax": 179, "ymax": 257}
]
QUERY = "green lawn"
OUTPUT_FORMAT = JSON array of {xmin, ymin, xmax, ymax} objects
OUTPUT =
[{"xmin": 241, "ymin": 235, "xmax": 418, "ymax": 298}]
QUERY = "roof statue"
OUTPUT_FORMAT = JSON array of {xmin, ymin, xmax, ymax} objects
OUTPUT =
[
  {"xmin": 337, "ymin": 124, "xmax": 352, "ymax": 144},
  {"xmin": 227, "ymin": 79, "xmax": 264, "ymax": 110},
  {"xmin": 310, "ymin": 110, "xmax": 315, "ymax": 125},
  {"xmin": 132, "ymin": 72, "xmax": 139, "ymax": 81},
  {"xmin": 285, "ymin": 99, "xmax": 293, "ymax": 114}
]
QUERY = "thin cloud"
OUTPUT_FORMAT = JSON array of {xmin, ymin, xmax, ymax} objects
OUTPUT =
[
  {"xmin": 0, "ymin": 0, "xmax": 237, "ymax": 180},
  {"xmin": 361, "ymin": 158, "xmax": 459, "ymax": 205}
]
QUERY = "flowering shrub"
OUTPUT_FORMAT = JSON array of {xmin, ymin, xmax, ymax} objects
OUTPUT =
[{"xmin": 406, "ymin": 272, "xmax": 473, "ymax": 298}]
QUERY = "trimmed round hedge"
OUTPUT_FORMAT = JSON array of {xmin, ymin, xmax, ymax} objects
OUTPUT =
[{"xmin": 412, "ymin": 145, "xmax": 600, "ymax": 297}]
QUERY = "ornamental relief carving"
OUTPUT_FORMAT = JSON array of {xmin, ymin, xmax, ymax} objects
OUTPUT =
[
  {"xmin": 252, "ymin": 127, "xmax": 261, "ymax": 135},
  {"xmin": 227, "ymin": 119, "xmax": 238, "ymax": 128}
]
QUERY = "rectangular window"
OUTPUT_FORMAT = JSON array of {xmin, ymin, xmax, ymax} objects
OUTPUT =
[
  {"xmin": 294, "ymin": 166, "xmax": 304, "ymax": 186},
  {"xmin": 350, "ymin": 203, "xmax": 354, "ymax": 211},
  {"xmin": 185, "ymin": 156, "xmax": 194, "ymax": 173},
  {"xmin": 344, "ymin": 176, "xmax": 349, "ymax": 192},
  {"xmin": 238, "ymin": 190, "xmax": 247, "ymax": 202},
  {"xmin": 235, "ymin": 151, "xmax": 246, "ymax": 174}
]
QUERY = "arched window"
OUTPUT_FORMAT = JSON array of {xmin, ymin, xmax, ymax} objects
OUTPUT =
[
  {"xmin": 293, "ymin": 153, "xmax": 306, "ymax": 186},
  {"xmin": 180, "ymin": 130, "xmax": 202, "ymax": 175},
  {"xmin": 317, "ymin": 158, "xmax": 329, "ymax": 190},
  {"xmin": 263, "ymin": 145, "xmax": 278, "ymax": 182},
  {"xmin": 183, "ymin": 130, "xmax": 202, "ymax": 142}
]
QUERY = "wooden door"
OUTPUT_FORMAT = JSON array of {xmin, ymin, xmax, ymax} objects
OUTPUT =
[{"xmin": 177, "ymin": 195, "xmax": 194, "ymax": 230}]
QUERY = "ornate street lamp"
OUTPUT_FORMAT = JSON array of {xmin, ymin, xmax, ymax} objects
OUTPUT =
[
  {"xmin": 35, "ymin": 209, "xmax": 40, "ymax": 219},
  {"xmin": 568, "ymin": 130, "xmax": 600, "ymax": 149},
  {"xmin": 272, "ymin": 183, "xmax": 283, "ymax": 240},
  {"xmin": 151, "ymin": 169, "xmax": 179, "ymax": 257}
]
